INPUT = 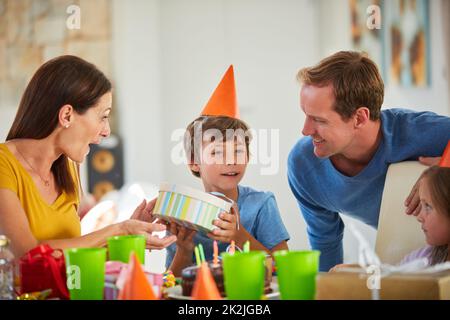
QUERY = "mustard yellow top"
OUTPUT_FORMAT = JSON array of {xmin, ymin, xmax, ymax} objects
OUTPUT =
[{"xmin": 0, "ymin": 143, "xmax": 81, "ymax": 241}]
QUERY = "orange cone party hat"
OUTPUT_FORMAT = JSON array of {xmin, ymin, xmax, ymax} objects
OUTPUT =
[
  {"xmin": 201, "ymin": 65, "xmax": 239, "ymax": 119},
  {"xmin": 191, "ymin": 262, "xmax": 222, "ymax": 300},
  {"xmin": 118, "ymin": 252, "xmax": 157, "ymax": 300},
  {"xmin": 439, "ymin": 140, "xmax": 450, "ymax": 168}
]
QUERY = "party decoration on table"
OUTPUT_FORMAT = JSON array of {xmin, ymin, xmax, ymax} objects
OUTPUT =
[
  {"xmin": 229, "ymin": 241, "xmax": 236, "ymax": 255},
  {"xmin": 213, "ymin": 241, "xmax": 219, "ymax": 266},
  {"xmin": 181, "ymin": 263, "xmax": 225, "ymax": 297},
  {"xmin": 153, "ymin": 183, "xmax": 233, "ymax": 234},
  {"xmin": 243, "ymin": 241, "xmax": 250, "ymax": 253},
  {"xmin": 194, "ymin": 246, "xmax": 201, "ymax": 267},
  {"xmin": 191, "ymin": 262, "xmax": 222, "ymax": 300},
  {"xmin": 16, "ymin": 289, "xmax": 52, "ymax": 300},
  {"xmin": 105, "ymin": 261, "xmax": 163, "ymax": 300},
  {"xmin": 117, "ymin": 253, "xmax": 157, "ymax": 300},
  {"xmin": 200, "ymin": 65, "xmax": 239, "ymax": 119},
  {"xmin": 439, "ymin": 140, "xmax": 450, "ymax": 168},
  {"xmin": 162, "ymin": 271, "xmax": 177, "ymax": 288},
  {"xmin": 198, "ymin": 243, "xmax": 206, "ymax": 263},
  {"xmin": 20, "ymin": 244, "xmax": 69, "ymax": 299}
]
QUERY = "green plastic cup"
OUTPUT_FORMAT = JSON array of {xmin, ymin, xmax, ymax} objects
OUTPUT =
[
  {"xmin": 273, "ymin": 250, "xmax": 320, "ymax": 300},
  {"xmin": 64, "ymin": 248, "xmax": 107, "ymax": 300},
  {"xmin": 107, "ymin": 235, "xmax": 146, "ymax": 263},
  {"xmin": 222, "ymin": 251, "xmax": 266, "ymax": 300}
]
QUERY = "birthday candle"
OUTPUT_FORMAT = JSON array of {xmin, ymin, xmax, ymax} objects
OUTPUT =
[
  {"xmin": 243, "ymin": 241, "xmax": 250, "ymax": 253},
  {"xmin": 194, "ymin": 246, "xmax": 201, "ymax": 266},
  {"xmin": 213, "ymin": 240, "xmax": 219, "ymax": 265},
  {"xmin": 198, "ymin": 243, "xmax": 206, "ymax": 263}
]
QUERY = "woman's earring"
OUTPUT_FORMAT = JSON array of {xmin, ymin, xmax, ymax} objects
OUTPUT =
[{"xmin": 65, "ymin": 124, "xmax": 70, "ymax": 128}]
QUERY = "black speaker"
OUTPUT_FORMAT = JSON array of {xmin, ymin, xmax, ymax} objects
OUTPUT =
[{"xmin": 87, "ymin": 134, "xmax": 124, "ymax": 201}]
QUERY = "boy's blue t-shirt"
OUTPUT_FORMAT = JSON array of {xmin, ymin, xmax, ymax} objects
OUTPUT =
[
  {"xmin": 287, "ymin": 108, "xmax": 450, "ymax": 272},
  {"xmin": 165, "ymin": 185, "xmax": 290, "ymax": 268}
]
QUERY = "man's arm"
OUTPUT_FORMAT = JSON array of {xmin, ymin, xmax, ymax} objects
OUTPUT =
[
  {"xmin": 297, "ymin": 193, "xmax": 344, "ymax": 272},
  {"xmin": 288, "ymin": 164, "xmax": 344, "ymax": 272}
]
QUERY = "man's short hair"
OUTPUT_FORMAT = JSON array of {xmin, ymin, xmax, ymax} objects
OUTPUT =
[{"xmin": 297, "ymin": 51, "xmax": 384, "ymax": 121}]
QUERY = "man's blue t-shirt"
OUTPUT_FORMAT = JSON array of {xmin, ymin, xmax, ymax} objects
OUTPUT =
[
  {"xmin": 165, "ymin": 185, "xmax": 290, "ymax": 268},
  {"xmin": 287, "ymin": 108, "xmax": 450, "ymax": 272}
]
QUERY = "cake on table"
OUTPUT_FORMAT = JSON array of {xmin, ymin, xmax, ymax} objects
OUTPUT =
[{"xmin": 181, "ymin": 258, "xmax": 273, "ymax": 297}]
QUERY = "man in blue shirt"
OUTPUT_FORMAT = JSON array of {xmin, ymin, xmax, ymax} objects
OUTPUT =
[{"xmin": 287, "ymin": 51, "xmax": 450, "ymax": 272}]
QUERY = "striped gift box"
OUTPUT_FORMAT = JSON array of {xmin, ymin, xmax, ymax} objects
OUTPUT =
[{"xmin": 153, "ymin": 183, "xmax": 233, "ymax": 234}]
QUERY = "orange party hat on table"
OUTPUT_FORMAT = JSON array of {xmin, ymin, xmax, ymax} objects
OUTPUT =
[
  {"xmin": 118, "ymin": 253, "xmax": 157, "ymax": 300},
  {"xmin": 201, "ymin": 65, "xmax": 239, "ymax": 119},
  {"xmin": 191, "ymin": 262, "xmax": 222, "ymax": 300},
  {"xmin": 439, "ymin": 140, "xmax": 450, "ymax": 168}
]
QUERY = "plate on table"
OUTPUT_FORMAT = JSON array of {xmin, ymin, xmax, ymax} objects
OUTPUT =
[{"xmin": 165, "ymin": 282, "xmax": 280, "ymax": 300}]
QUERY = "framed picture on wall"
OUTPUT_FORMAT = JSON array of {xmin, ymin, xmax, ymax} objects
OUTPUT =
[
  {"xmin": 349, "ymin": 0, "xmax": 385, "ymax": 77},
  {"xmin": 384, "ymin": 0, "xmax": 431, "ymax": 87}
]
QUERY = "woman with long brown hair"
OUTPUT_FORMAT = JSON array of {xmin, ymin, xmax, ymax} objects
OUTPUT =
[{"xmin": 0, "ymin": 55, "xmax": 176, "ymax": 257}]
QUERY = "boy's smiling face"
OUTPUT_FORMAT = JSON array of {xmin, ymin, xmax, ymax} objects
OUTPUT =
[{"xmin": 190, "ymin": 137, "xmax": 248, "ymax": 193}]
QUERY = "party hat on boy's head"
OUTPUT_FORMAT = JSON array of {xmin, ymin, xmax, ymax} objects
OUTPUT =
[
  {"xmin": 118, "ymin": 252, "xmax": 158, "ymax": 300},
  {"xmin": 201, "ymin": 65, "xmax": 239, "ymax": 119},
  {"xmin": 191, "ymin": 262, "xmax": 222, "ymax": 300},
  {"xmin": 439, "ymin": 140, "xmax": 450, "ymax": 168}
]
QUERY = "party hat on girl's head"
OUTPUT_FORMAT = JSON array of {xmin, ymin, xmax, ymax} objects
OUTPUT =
[
  {"xmin": 201, "ymin": 65, "xmax": 239, "ymax": 119},
  {"xmin": 118, "ymin": 252, "xmax": 157, "ymax": 300},
  {"xmin": 439, "ymin": 140, "xmax": 450, "ymax": 168},
  {"xmin": 191, "ymin": 262, "xmax": 222, "ymax": 300}
]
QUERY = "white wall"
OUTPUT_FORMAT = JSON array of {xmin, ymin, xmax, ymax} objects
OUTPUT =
[{"xmin": 112, "ymin": 0, "xmax": 164, "ymax": 185}]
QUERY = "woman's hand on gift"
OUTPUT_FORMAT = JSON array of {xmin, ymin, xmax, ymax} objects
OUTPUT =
[
  {"xmin": 120, "ymin": 219, "xmax": 177, "ymax": 250},
  {"xmin": 130, "ymin": 198, "xmax": 157, "ymax": 222},
  {"xmin": 168, "ymin": 223, "xmax": 197, "ymax": 253},
  {"xmin": 131, "ymin": 198, "xmax": 166, "ymax": 226},
  {"xmin": 207, "ymin": 204, "xmax": 243, "ymax": 243}
]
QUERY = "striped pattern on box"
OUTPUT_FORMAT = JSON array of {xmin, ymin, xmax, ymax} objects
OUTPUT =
[{"xmin": 153, "ymin": 183, "xmax": 233, "ymax": 233}]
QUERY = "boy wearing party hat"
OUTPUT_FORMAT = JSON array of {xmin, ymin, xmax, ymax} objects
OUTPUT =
[{"xmin": 165, "ymin": 66, "xmax": 290, "ymax": 276}]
